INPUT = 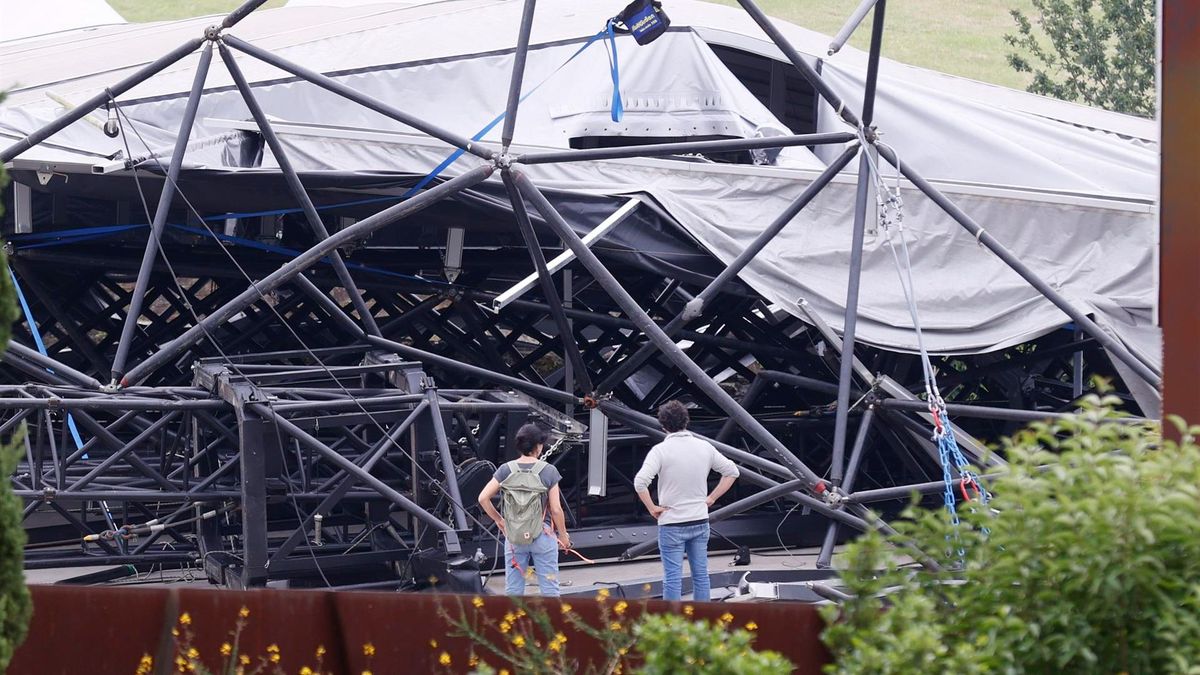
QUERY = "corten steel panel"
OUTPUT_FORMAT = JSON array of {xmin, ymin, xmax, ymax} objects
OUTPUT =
[
  {"xmin": 10, "ymin": 586, "xmax": 830, "ymax": 674},
  {"xmin": 1162, "ymin": 0, "xmax": 1200, "ymax": 426}
]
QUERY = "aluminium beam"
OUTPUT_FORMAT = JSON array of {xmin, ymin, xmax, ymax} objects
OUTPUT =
[
  {"xmin": 517, "ymin": 132, "xmax": 857, "ymax": 165},
  {"xmin": 491, "ymin": 198, "xmax": 639, "ymax": 311},
  {"xmin": 501, "ymin": 0, "xmax": 537, "ymax": 149}
]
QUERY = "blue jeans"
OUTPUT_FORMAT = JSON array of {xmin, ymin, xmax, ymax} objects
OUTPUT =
[
  {"xmin": 658, "ymin": 522, "xmax": 711, "ymax": 601},
  {"xmin": 504, "ymin": 531, "xmax": 560, "ymax": 597}
]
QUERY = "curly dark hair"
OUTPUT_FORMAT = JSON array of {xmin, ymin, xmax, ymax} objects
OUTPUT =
[
  {"xmin": 514, "ymin": 422, "xmax": 548, "ymax": 456},
  {"xmin": 656, "ymin": 400, "xmax": 689, "ymax": 433}
]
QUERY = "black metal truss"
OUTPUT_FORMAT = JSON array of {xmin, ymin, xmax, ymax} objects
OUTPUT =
[{"xmin": 0, "ymin": 0, "xmax": 1156, "ymax": 588}]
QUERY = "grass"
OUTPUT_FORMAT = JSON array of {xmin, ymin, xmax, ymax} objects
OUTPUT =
[{"xmin": 110, "ymin": 0, "xmax": 1036, "ymax": 89}]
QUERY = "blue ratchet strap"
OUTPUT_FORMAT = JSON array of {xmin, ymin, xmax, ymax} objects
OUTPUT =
[{"xmin": 604, "ymin": 20, "xmax": 624, "ymax": 122}]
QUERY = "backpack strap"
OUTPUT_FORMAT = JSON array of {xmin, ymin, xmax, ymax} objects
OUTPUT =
[{"xmin": 530, "ymin": 459, "xmax": 548, "ymax": 475}]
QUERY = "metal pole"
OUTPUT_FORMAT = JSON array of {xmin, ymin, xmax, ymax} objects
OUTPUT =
[
  {"xmin": 248, "ymin": 402, "xmax": 454, "ymax": 532},
  {"xmin": 817, "ymin": 404, "xmax": 874, "ymax": 567},
  {"xmin": 592, "ymin": 144, "xmax": 859, "ymax": 395},
  {"xmin": 830, "ymin": 153, "xmax": 872, "ymax": 483},
  {"xmin": 735, "ymin": 0, "xmax": 861, "ymax": 128},
  {"xmin": 511, "ymin": 168, "xmax": 826, "ymax": 491},
  {"xmin": 291, "ymin": 274, "xmax": 366, "ymax": 338},
  {"xmin": 221, "ymin": 0, "xmax": 270, "ymax": 28},
  {"xmin": 120, "ymin": 165, "xmax": 493, "ymax": 386},
  {"xmin": 517, "ymin": 132, "xmax": 857, "ymax": 165},
  {"xmin": 111, "ymin": 44, "xmax": 215, "ymax": 383},
  {"xmin": 223, "ymin": 35, "xmax": 493, "ymax": 160},
  {"xmin": 503, "ymin": 172, "xmax": 594, "ymax": 393},
  {"xmin": 501, "ymin": 0, "xmax": 537, "ymax": 149},
  {"xmin": 5, "ymin": 342, "xmax": 102, "ymax": 390},
  {"xmin": 828, "ymin": 0, "xmax": 883, "ymax": 55},
  {"xmin": 218, "ymin": 43, "xmax": 381, "ymax": 338},
  {"xmin": 873, "ymin": 145, "xmax": 1161, "ymax": 389},
  {"xmin": 832, "ymin": 0, "xmax": 886, "ymax": 486},
  {"xmin": 423, "ymin": 387, "xmax": 468, "ymax": 531},
  {"xmin": 0, "ymin": 38, "xmax": 204, "ymax": 163}
]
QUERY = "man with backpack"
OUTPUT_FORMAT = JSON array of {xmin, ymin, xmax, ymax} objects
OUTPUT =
[
  {"xmin": 634, "ymin": 400, "xmax": 739, "ymax": 601},
  {"xmin": 477, "ymin": 423, "xmax": 570, "ymax": 596}
]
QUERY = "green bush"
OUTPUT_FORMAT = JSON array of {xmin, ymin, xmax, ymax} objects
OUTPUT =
[
  {"xmin": 634, "ymin": 613, "xmax": 792, "ymax": 675},
  {"xmin": 822, "ymin": 395, "xmax": 1200, "ymax": 674}
]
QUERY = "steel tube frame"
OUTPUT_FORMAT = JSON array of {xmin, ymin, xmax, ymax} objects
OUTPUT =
[
  {"xmin": 218, "ymin": 43, "xmax": 381, "ymax": 338},
  {"xmin": 513, "ymin": 168, "xmax": 826, "ymax": 491},
  {"xmin": 817, "ymin": 404, "xmax": 874, "ymax": 567},
  {"xmin": 503, "ymin": 172, "xmax": 595, "ymax": 393},
  {"xmin": 120, "ymin": 165, "xmax": 493, "ymax": 386},
  {"xmin": 111, "ymin": 44, "xmax": 215, "ymax": 382},
  {"xmin": 223, "ymin": 35, "xmax": 493, "ymax": 160},
  {"xmin": 5, "ymin": 342, "xmax": 102, "ymax": 390},
  {"xmin": 828, "ymin": 0, "xmax": 883, "ymax": 54},
  {"xmin": 501, "ymin": 0, "xmax": 537, "ymax": 149},
  {"xmin": 423, "ymin": 387, "xmax": 468, "ymax": 531}
]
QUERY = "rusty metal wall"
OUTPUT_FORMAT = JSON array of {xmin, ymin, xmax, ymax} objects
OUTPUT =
[
  {"xmin": 1162, "ymin": 0, "xmax": 1200, "ymax": 425},
  {"xmin": 8, "ymin": 585, "xmax": 830, "ymax": 674}
]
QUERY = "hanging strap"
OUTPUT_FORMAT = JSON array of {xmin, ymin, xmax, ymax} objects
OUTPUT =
[{"xmin": 604, "ymin": 20, "xmax": 624, "ymax": 122}]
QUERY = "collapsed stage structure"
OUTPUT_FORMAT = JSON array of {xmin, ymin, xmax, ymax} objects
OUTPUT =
[{"xmin": 0, "ymin": 0, "xmax": 1159, "ymax": 592}]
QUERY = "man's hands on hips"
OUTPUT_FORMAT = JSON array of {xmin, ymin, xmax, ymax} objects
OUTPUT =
[{"xmin": 647, "ymin": 504, "xmax": 668, "ymax": 519}]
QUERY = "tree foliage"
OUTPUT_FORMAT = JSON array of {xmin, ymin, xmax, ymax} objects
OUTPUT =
[
  {"xmin": 1006, "ymin": 0, "xmax": 1155, "ymax": 116},
  {"xmin": 0, "ymin": 111, "xmax": 31, "ymax": 670},
  {"xmin": 823, "ymin": 396, "xmax": 1200, "ymax": 674}
]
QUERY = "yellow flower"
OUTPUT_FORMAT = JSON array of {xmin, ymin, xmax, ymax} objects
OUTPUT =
[
  {"xmin": 618, "ymin": 647, "xmax": 628, "ymax": 656},
  {"xmin": 468, "ymin": 654, "xmax": 479, "ymax": 667},
  {"xmin": 179, "ymin": 612, "xmax": 192, "ymax": 626},
  {"xmin": 504, "ymin": 611, "xmax": 516, "ymax": 624},
  {"xmin": 270, "ymin": 653, "xmax": 280, "ymax": 664},
  {"xmin": 512, "ymin": 635, "xmax": 526, "ymax": 648},
  {"xmin": 362, "ymin": 671, "xmax": 373, "ymax": 675},
  {"xmin": 220, "ymin": 643, "xmax": 232, "ymax": 656},
  {"xmin": 172, "ymin": 628, "xmax": 179, "ymax": 637},
  {"xmin": 683, "ymin": 605, "xmax": 694, "ymax": 616},
  {"xmin": 267, "ymin": 644, "xmax": 280, "ymax": 654},
  {"xmin": 439, "ymin": 652, "xmax": 452, "ymax": 666},
  {"xmin": 472, "ymin": 596, "xmax": 484, "ymax": 608},
  {"xmin": 429, "ymin": 638, "xmax": 438, "ymax": 649},
  {"xmin": 300, "ymin": 668, "xmax": 314, "ymax": 675},
  {"xmin": 362, "ymin": 643, "xmax": 376, "ymax": 657},
  {"xmin": 549, "ymin": 642, "xmax": 562, "ymax": 653},
  {"xmin": 515, "ymin": 608, "xmax": 526, "ymax": 618},
  {"xmin": 614, "ymin": 600, "xmax": 628, "ymax": 615},
  {"xmin": 136, "ymin": 654, "xmax": 154, "ymax": 675},
  {"xmin": 187, "ymin": 648, "xmax": 199, "ymax": 659},
  {"xmin": 596, "ymin": 588, "xmax": 610, "ymax": 601},
  {"xmin": 554, "ymin": 632, "xmax": 567, "ymax": 644},
  {"xmin": 745, "ymin": 621, "xmax": 759, "ymax": 631},
  {"xmin": 239, "ymin": 606, "xmax": 250, "ymax": 618},
  {"xmin": 499, "ymin": 621, "xmax": 512, "ymax": 633},
  {"xmin": 719, "ymin": 612, "xmax": 734, "ymax": 624},
  {"xmin": 316, "ymin": 645, "xmax": 326, "ymax": 658},
  {"xmin": 175, "ymin": 656, "xmax": 187, "ymax": 670},
  {"xmin": 500, "ymin": 671, "xmax": 511, "ymax": 675},
  {"xmin": 239, "ymin": 655, "xmax": 250, "ymax": 665},
  {"xmin": 560, "ymin": 603, "xmax": 573, "ymax": 615},
  {"xmin": 609, "ymin": 621, "xmax": 621, "ymax": 631}
]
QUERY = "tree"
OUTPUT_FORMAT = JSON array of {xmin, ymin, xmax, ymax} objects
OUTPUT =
[
  {"xmin": 822, "ymin": 396, "xmax": 1200, "ymax": 674},
  {"xmin": 1006, "ymin": 0, "xmax": 1155, "ymax": 117},
  {"xmin": 0, "ymin": 95, "xmax": 32, "ymax": 670}
]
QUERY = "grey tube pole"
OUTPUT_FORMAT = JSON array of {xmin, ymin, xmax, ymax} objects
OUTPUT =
[
  {"xmin": 517, "ymin": 132, "xmax": 857, "ymax": 165},
  {"xmin": 832, "ymin": 1, "xmax": 886, "ymax": 484},
  {"xmin": 830, "ymin": 151, "xmax": 873, "ymax": 484},
  {"xmin": 219, "ymin": 44, "xmax": 381, "ymax": 337},
  {"xmin": 120, "ymin": 165, "xmax": 492, "ymax": 386},
  {"xmin": 221, "ymin": 0, "xmax": 270, "ymax": 28},
  {"xmin": 223, "ymin": 35, "xmax": 493, "ymax": 160},
  {"xmin": 512, "ymin": 169, "xmax": 826, "ymax": 491},
  {"xmin": 817, "ymin": 404, "xmax": 875, "ymax": 567},
  {"xmin": 828, "ymin": 0, "xmax": 883, "ymax": 55},
  {"xmin": 248, "ymin": 402, "xmax": 454, "ymax": 532},
  {"xmin": 5, "ymin": 342, "xmax": 102, "ymax": 390},
  {"xmin": 424, "ymin": 388, "xmax": 468, "ymax": 531},
  {"xmin": 873, "ymin": 145, "xmax": 1161, "ymax": 389},
  {"xmin": 501, "ymin": 0, "xmax": 537, "ymax": 149},
  {"xmin": 502, "ymin": 172, "xmax": 594, "ymax": 393},
  {"xmin": 593, "ymin": 144, "xmax": 860, "ymax": 395},
  {"xmin": 291, "ymin": 274, "xmax": 366, "ymax": 338},
  {"xmin": 111, "ymin": 44, "xmax": 215, "ymax": 383},
  {"xmin": 0, "ymin": 38, "xmax": 204, "ymax": 163},
  {"xmin": 735, "ymin": 0, "xmax": 860, "ymax": 128}
]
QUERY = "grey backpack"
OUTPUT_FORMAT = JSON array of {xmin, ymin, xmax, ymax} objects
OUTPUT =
[{"xmin": 499, "ymin": 460, "xmax": 549, "ymax": 544}]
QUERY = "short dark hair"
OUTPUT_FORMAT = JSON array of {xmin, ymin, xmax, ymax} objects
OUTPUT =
[
  {"xmin": 514, "ymin": 423, "xmax": 548, "ymax": 456},
  {"xmin": 657, "ymin": 400, "xmax": 689, "ymax": 433}
]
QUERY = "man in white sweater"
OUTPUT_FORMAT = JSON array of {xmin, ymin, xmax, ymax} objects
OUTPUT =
[{"xmin": 633, "ymin": 400, "xmax": 740, "ymax": 601}]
